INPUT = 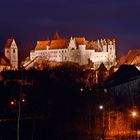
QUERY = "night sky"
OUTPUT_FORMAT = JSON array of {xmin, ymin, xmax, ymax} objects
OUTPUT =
[{"xmin": 0, "ymin": 0, "xmax": 140, "ymax": 59}]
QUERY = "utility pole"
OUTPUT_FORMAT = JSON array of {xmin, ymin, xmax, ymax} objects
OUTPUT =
[{"xmin": 17, "ymin": 73, "xmax": 23, "ymax": 140}]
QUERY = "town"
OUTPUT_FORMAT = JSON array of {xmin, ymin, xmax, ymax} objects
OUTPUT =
[{"xmin": 0, "ymin": 33, "xmax": 139, "ymax": 139}]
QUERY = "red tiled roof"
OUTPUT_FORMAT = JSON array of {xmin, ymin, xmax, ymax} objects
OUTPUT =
[
  {"xmin": 117, "ymin": 50, "xmax": 140, "ymax": 66},
  {"xmin": 75, "ymin": 37, "xmax": 85, "ymax": 45},
  {"xmin": 86, "ymin": 41, "xmax": 97, "ymax": 49},
  {"xmin": 4, "ymin": 38, "xmax": 13, "ymax": 48},
  {"xmin": 50, "ymin": 40, "xmax": 69, "ymax": 49},
  {"xmin": 35, "ymin": 37, "xmax": 85, "ymax": 50},
  {"xmin": 0, "ymin": 55, "xmax": 10, "ymax": 66},
  {"xmin": 35, "ymin": 41, "xmax": 50, "ymax": 50}
]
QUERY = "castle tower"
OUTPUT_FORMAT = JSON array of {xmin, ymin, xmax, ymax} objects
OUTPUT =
[
  {"xmin": 4, "ymin": 38, "xmax": 18, "ymax": 69},
  {"xmin": 78, "ymin": 44, "xmax": 86, "ymax": 65},
  {"xmin": 107, "ymin": 39, "xmax": 116, "ymax": 67},
  {"xmin": 101, "ymin": 39, "xmax": 107, "ymax": 52},
  {"xmin": 68, "ymin": 37, "xmax": 77, "ymax": 50}
]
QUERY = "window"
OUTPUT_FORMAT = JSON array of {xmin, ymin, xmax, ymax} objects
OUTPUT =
[{"xmin": 13, "ymin": 49, "xmax": 15, "ymax": 53}]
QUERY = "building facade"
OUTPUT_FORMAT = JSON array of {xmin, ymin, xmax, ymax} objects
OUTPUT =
[
  {"xmin": 30, "ymin": 36, "xmax": 116, "ymax": 70},
  {"xmin": 2, "ymin": 38, "xmax": 18, "ymax": 69}
]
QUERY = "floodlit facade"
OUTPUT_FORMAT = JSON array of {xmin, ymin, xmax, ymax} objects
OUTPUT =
[
  {"xmin": 4, "ymin": 38, "xmax": 18, "ymax": 69},
  {"xmin": 30, "ymin": 35, "xmax": 116, "ymax": 70},
  {"xmin": 0, "ymin": 38, "xmax": 18, "ymax": 71}
]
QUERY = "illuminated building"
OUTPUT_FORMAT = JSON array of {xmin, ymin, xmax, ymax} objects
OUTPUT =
[
  {"xmin": 0, "ymin": 38, "xmax": 18, "ymax": 70},
  {"xmin": 28, "ymin": 33, "xmax": 116, "ymax": 70}
]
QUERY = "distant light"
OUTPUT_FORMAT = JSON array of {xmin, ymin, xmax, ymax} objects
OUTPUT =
[
  {"xmin": 10, "ymin": 100, "xmax": 16, "ymax": 105},
  {"xmin": 99, "ymin": 105, "xmax": 103, "ymax": 110},
  {"xmin": 11, "ymin": 101, "xmax": 14, "ymax": 105},
  {"xmin": 104, "ymin": 88, "xmax": 108, "ymax": 93},
  {"xmin": 132, "ymin": 111, "xmax": 137, "ymax": 117},
  {"xmin": 22, "ymin": 99, "xmax": 25, "ymax": 102},
  {"xmin": 80, "ymin": 87, "xmax": 83, "ymax": 92}
]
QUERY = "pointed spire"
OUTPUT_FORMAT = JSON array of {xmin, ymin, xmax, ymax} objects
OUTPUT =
[
  {"xmin": 70, "ymin": 36, "xmax": 73, "ymax": 40},
  {"xmin": 4, "ymin": 38, "xmax": 14, "ymax": 48},
  {"xmin": 53, "ymin": 32, "xmax": 61, "ymax": 40}
]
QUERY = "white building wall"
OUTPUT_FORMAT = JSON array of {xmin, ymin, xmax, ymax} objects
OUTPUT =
[
  {"xmin": 29, "ymin": 39, "xmax": 116, "ymax": 70},
  {"xmin": 68, "ymin": 50, "xmax": 79, "ymax": 63},
  {"xmin": 30, "ymin": 49, "xmax": 68, "ymax": 62}
]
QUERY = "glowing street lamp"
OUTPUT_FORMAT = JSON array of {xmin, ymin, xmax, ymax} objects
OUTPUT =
[
  {"xmin": 10, "ymin": 99, "xmax": 17, "ymax": 106},
  {"xmin": 132, "ymin": 111, "xmax": 137, "ymax": 118},
  {"xmin": 80, "ymin": 87, "xmax": 83, "ymax": 92},
  {"xmin": 131, "ymin": 111, "xmax": 138, "ymax": 139},
  {"xmin": 99, "ymin": 105, "xmax": 103, "ymax": 110},
  {"xmin": 99, "ymin": 105, "xmax": 105, "ymax": 139},
  {"xmin": 10, "ymin": 101, "xmax": 15, "ymax": 105},
  {"xmin": 22, "ymin": 99, "xmax": 25, "ymax": 103}
]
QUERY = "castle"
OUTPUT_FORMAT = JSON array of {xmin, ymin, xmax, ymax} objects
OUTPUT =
[{"xmin": 29, "ymin": 33, "xmax": 116, "ymax": 70}]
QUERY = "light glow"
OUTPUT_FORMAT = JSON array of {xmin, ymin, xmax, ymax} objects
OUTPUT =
[
  {"xmin": 99, "ymin": 105, "xmax": 103, "ymax": 110},
  {"xmin": 132, "ymin": 111, "xmax": 137, "ymax": 117}
]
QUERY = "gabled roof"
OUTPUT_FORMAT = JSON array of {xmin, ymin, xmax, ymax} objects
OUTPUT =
[
  {"xmin": 4, "ymin": 38, "xmax": 14, "ymax": 48},
  {"xmin": 117, "ymin": 50, "xmax": 140, "ymax": 66},
  {"xmin": 53, "ymin": 32, "xmax": 61, "ymax": 40},
  {"xmin": 50, "ymin": 40, "xmax": 69, "ymax": 49},
  {"xmin": 107, "ymin": 65, "xmax": 140, "ymax": 86},
  {"xmin": 86, "ymin": 41, "xmax": 97, "ymax": 49},
  {"xmin": 0, "ymin": 55, "xmax": 11, "ymax": 66},
  {"xmin": 97, "ymin": 63, "xmax": 107, "ymax": 71},
  {"xmin": 75, "ymin": 37, "xmax": 85, "ymax": 45},
  {"xmin": 35, "ymin": 41, "xmax": 50, "ymax": 50}
]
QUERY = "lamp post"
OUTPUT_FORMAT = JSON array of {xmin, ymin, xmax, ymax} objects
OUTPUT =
[
  {"xmin": 131, "ymin": 111, "xmax": 137, "ymax": 140},
  {"xmin": 99, "ymin": 105, "xmax": 105, "ymax": 140}
]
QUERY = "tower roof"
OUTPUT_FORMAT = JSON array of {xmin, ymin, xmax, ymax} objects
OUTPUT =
[
  {"xmin": 4, "ymin": 38, "xmax": 14, "ymax": 48},
  {"xmin": 53, "ymin": 32, "xmax": 61, "ymax": 40},
  {"xmin": 0, "ymin": 55, "xmax": 11, "ymax": 66}
]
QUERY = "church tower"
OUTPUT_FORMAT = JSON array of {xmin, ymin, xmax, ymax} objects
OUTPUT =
[
  {"xmin": 4, "ymin": 38, "xmax": 18, "ymax": 69},
  {"xmin": 10, "ymin": 39, "xmax": 18, "ymax": 69}
]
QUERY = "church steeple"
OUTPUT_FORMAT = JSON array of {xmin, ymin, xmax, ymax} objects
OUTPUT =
[
  {"xmin": 4, "ymin": 38, "xmax": 18, "ymax": 69},
  {"xmin": 10, "ymin": 39, "xmax": 18, "ymax": 69}
]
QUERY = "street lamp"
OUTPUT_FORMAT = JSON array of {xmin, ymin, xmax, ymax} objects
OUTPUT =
[
  {"xmin": 99, "ymin": 105, "xmax": 103, "ymax": 110},
  {"xmin": 131, "ymin": 111, "xmax": 137, "ymax": 139},
  {"xmin": 132, "ymin": 111, "xmax": 137, "ymax": 118},
  {"xmin": 99, "ymin": 105, "xmax": 105, "ymax": 140}
]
